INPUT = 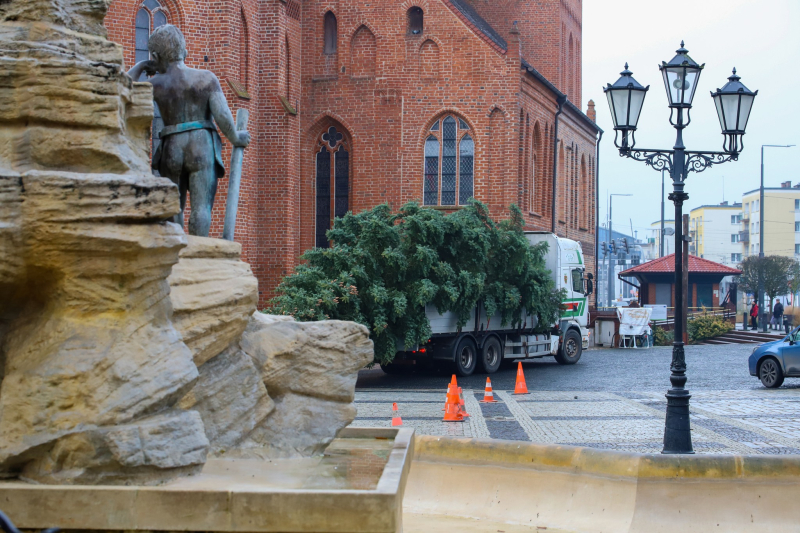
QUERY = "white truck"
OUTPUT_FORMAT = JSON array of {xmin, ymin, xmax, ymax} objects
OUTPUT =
[{"xmin": 385, "ymin": 232, "xmax": 592, "ymax": 376}]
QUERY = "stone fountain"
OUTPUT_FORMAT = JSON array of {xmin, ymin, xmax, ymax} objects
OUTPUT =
[{"xmin": 0, "ymin": 1, "xmax": 411, "ymax": 531}]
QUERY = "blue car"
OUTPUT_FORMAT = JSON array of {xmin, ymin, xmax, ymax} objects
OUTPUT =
[{"xmin": 749, "ymin": 325, "xmax": 800, "ymax": 388}]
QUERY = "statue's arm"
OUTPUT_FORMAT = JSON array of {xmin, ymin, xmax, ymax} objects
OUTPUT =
[
  {"xmin": 127, "ymin": 60, "xmax": 156, "ymax": 80},
  {"xmin": 209, "ymin": 80, "xmax": 250, "ymax": 148}
]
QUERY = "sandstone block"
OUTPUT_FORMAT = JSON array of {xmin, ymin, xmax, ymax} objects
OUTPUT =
[
  {"xmin": 20, "ymin": 410, "xmax": 208, "ymax": 485},
  {"xmin": 240, "ymin": 317, "xmax": 373, "ymax": 403},
  {"xmin": 178, "ymin": 347, "xmax": 274, "ymax": 454},
  {"xmin": 240, "ymin": 393, "xmax": 358, "ymax": 459},
  {"xmin": 168, "ymin": 236, "xmax": 259, "ymax": 367}
]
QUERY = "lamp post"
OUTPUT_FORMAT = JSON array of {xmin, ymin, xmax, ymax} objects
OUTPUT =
[
  {"xmin": 608, "ymin": 193, "xmax": 633, "ymax": 306},
  {"xmin": 758, "ymin": 144, "xmax": 795, "ymax": 332},
  {"xmin": 604, "ymin": 42, "xmax": 757, "ymax": 454}
]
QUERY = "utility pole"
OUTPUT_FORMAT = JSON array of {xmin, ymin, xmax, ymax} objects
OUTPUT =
[
  {"xmin": 758, "ymin": 144, "xmax": 795, "ymax": 332},
  {"xmin": 660, "ymin": 169, "xmax": 665, "ymax": 257},
  {"xmin": 608, "ymin": 194, "xmax": 632, "ymax": 306}
]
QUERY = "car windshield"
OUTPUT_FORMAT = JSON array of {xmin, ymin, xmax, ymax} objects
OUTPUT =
[{"xmin": 787, "ymin": 326, "xmax": 800, "ymax": 343}]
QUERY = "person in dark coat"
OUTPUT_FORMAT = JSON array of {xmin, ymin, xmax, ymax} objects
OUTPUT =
[{"xmin": 773, "ymin": 301, "xmax": 784, "ymax": 331}]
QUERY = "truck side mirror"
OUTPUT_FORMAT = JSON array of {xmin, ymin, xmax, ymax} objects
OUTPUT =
[{"xmin": 586, "ymin": 279, "xmax": 594, "ymax": 296}]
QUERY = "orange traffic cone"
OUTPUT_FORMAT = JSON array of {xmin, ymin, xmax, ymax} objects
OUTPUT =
[
  {"xmin": 514, "ymin": 361, "xmax": 529, "ymax": 394},
  {"xmin": 443, "ymin": 375, "xmax": 464, "ymax": 422},
  {"xmin": 480, "ymin": 377, "xmax": 497, "ymax": 403},
  {"xmin": 457, "ymin": 386, "xmax": 470, "ymax": 417},
  {"xmin": 391, "ymin": 402, "xmax": 403, "ymax": 426}
]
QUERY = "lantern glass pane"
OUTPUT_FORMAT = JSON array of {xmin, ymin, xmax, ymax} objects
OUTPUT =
[
  {"xmin": 611, "ymin": 89, "xmax": 631, "ymax": 127},
  {"xmin": 606, "ymin": 90, "xmax": 618, "ymax": 127},
  {"xmin": 629, "ymin": 90, "xmax": 646, "ymax": 128},
  {"xmin": 738, "ymin": 94, "xmax": 754, "ymax": 133},
  {"xmin": 663, "ymin": 67, "xmax": 697, "ymax": 106},
  {"xmin": 684, "ymin": 69, "xmax": 700, "ymax": 105},
  {"xmin": 713, "ymin": 94, "xmax": 726, "ymax": 130},
  {"xmin": 721, "ymin": 93, "xmax": 740, "ymax": 132}
]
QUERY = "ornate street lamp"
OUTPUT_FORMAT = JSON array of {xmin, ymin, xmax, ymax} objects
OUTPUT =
[
  {"xmin": 604, "ymin": 64, "xmax": 649, "ymax": 148},
  {"xmin": 604, "ymin": 42, "xmax": 757, "ymax": 454},
  {"xmin": 711, "ymin": 69, "xmax": 757, "ymax": 155}
]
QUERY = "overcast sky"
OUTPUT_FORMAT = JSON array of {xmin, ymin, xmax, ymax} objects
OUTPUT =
[{"xmin": 583, "ymin": 0, "xmax": 800, "ymax": 240}]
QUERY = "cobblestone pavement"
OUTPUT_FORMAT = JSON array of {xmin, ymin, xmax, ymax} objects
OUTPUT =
[{"xmin": 350, "ymin": 344, "xmax": 800, "ymax": 454}]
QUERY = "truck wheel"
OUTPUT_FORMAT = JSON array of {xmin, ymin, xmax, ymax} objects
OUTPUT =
[
  {"xmin": 759, "ymin": 357, "xmax": 784, "ymax": 388},
  {"xmin": 454, "ymin": 337, "xmax": 477, "ymax": 376},
  {"xmin": 555, "ymin": 329, "xmax": 582, "ymax": 365},
  {"xmin": 479, "ymin": 336, "xmax": 502, "ymax": 374}
]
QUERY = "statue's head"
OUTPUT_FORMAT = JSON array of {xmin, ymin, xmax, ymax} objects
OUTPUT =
[{"xmin": 148, "ymin": 24, "xmax": 187, "ymax": 71}]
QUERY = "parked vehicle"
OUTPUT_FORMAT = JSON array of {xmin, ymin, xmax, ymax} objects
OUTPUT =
[
  {"xmin": 748, "ymin": 325, "xmax": 800, "ymax": 388},
  {"xmin": 385, "ymin": 232, "xmax": 592, "ymax": 376}
]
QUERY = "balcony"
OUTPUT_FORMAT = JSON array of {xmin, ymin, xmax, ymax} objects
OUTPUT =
[{"xmin": 739, "ymin": 230, "xmax": 749, "ymax": 243}]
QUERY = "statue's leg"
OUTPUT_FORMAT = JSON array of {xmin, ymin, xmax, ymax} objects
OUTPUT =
[
  {"xmin": 160, "ymin": 137, "xmax": 188, "ymax": 228},
  {"xmin": 187, "ymin": 167, "xmax": 217, "ymax": 237}
]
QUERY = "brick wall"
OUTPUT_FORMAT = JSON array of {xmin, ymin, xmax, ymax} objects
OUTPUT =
[{"xmin": 105, "ymin": 0, "xmax": 597, "ymax": 308}]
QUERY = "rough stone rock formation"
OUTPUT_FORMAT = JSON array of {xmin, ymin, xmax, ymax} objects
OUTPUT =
[
  {"xmin": 168, "ymin": 236, "xmax": 259, "ymax": 367},
  {"xmin": 237, "ymin": 315, "xmax": 374, "ymax": 458},
  {"xmin": 0, "ymin": 0, "xmax": 208, "ymax": 484},
  {"xmin": 178, "ymin": 347, "xmax": 273, "ymax": 454}
]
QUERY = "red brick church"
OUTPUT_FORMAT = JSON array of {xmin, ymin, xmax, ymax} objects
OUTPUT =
[{"xmin": 105, "ymin": 0, "xmax": 601, "ymax": 306}]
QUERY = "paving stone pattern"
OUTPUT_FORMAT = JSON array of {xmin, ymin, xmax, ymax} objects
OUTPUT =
[{"xmin": 350, "ymin": 345, "xmax": 800, "ymax": 454}]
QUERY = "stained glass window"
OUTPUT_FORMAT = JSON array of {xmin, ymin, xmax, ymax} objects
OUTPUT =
[
  {"xmin": 315, "ymin": 127, "xmax": 349, "ymax": 248},
  {"xmin": 316, "ymin": 147, "xmax": 332, "ymax": 248},
  {"xmin": 424, "ymin": 136, "xmax": 439, "ymax": 205},
  {"xmin": 423, "ymin": 115, "xmax": 474, "ymax": 207},
  {"xmin": 459, "ymin": 135, "xmax": 474, "ymax": 205},
  {"xmin": 441, "ymin": 117, "xmax": 457, "ymax": 205}
]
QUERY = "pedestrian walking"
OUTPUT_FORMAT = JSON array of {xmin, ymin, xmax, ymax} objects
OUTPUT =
[
  {"xmin": 749, "ymin": 301, "xmax": 759, "ymax": 330},
  {"xmin": 772, "ymin": 300, "xmax": 784, "ymax": 331}
]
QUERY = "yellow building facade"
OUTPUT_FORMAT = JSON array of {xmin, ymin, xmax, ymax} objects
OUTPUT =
[{"xmin": 741, "ymin": 183, "xmax": 800, "ymax": 258}]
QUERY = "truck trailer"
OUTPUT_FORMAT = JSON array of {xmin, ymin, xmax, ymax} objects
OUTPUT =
[{"xmin": 384, "ymin": 231, "xmax": 593, "ymax": 376}]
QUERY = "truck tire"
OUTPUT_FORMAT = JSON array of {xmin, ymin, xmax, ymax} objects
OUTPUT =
[
  {"xmin": 454, "ymin": 337, "xmax": 477, "ymax": 376},
  {"xmin": 479, "ymin": 336, "xmax": 502, "ymax": 374},
  {"xmin": 555, "ymin": 329, "xmax": 582, "ymax": 365}
]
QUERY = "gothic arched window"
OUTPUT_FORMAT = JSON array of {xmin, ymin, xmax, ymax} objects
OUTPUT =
[
  {"xmin": 324, "ymin": 11, "xmax": 338, "ymax": 55},
  {"xmin": 315, "ymin": 126, "xmax": 350, "ymax": 248},
  {"xmin": 408, "ymin": 7, "xmax": 424, "ymax": 35},
  {"xmin": 423, "ymin": 116, "xmax": 474, "ymax": 206},
  {"xmin": 135, "ymin": 0, "xmax": 168, "ymax": 76},
  {"xmin": 134, "ymin": 0, "xmax": 169, "ymax": 158}
]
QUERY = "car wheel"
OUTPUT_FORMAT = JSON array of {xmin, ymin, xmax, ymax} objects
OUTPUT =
[
  {"xmin": 555, "ymin": 329, "xmax": 582, "ymax": 365},
  {"xmin": 454, "ymin": 337, "xmax": 477, "ymax": 377},
  {"xmin": 479, "ymin": 336, "xmax": 503, "ymax": 374},
  {"xmin": 758, "ymin": 357, "xmax": 784, "ymax": 389}
]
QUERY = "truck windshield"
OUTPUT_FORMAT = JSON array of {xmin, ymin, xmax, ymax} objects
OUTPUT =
[{"xmin": 571, "ymin": 269, "xmax": 584, "ymax": 294}]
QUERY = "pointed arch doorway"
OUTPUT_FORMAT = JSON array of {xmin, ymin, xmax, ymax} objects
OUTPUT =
[{"xmin": 315, "ymin": 126, "xmax": 350, "ymax": 248}]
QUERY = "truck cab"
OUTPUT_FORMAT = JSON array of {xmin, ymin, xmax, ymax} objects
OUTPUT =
[{"xmin": 524, "ymin": 232, "xmax": 591, "ymax": 357}]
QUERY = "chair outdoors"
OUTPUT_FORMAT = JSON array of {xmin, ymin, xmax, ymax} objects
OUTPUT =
[{"xmin": 617, "ymin": 307, "xmax": 653, "ymax": 349}]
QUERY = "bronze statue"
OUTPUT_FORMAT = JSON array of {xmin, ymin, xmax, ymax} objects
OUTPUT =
[{"xmin": 127, "ymin": 25, "xmax": 250, "ymax": 237}]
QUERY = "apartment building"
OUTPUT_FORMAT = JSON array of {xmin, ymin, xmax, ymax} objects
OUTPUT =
[
  {"xmin": 689, "ymin": 202, "xmax": 744, "ymax": 266},
  {"xmin": 741, "ymin": 181, "xmax": 800, "ymax": 258}
]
